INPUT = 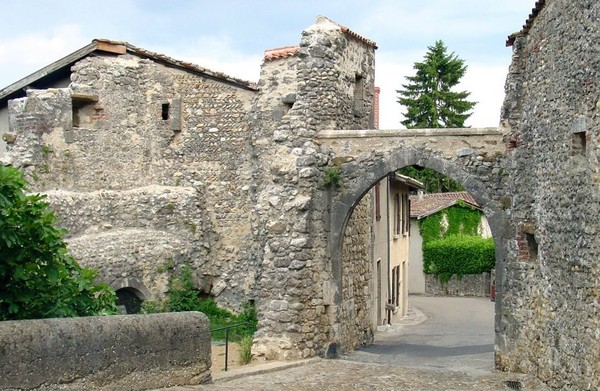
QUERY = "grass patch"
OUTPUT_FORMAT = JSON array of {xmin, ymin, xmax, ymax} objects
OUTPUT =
[{"xmin": 238, "ymin": 335, "xmax": 253, "ymax": 365}]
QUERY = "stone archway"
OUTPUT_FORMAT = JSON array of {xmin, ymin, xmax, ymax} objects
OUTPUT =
[
  {"xmin": 111, "ymin": 277, "xmax": 152, "ymax": 314},
  {"xmin": 327, "ymin": 147, "xmax": 507, "ymax": 353},
  {"xmin": 115, "ymin": 287, "xmax": 145, "ymax": 314}
]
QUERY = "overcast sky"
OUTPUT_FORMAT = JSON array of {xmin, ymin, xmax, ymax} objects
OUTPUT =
[{"xmin": 0, "ymin": 0, "xmax": 535, "ymax": 129}]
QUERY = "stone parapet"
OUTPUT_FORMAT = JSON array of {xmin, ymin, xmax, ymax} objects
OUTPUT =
[{"xmin": 0, "ymin": 312, "xmax": 212, "ymax": 390}]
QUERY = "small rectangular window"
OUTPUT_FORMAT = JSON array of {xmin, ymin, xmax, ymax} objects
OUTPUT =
[
  {"xmin": 162, "ymin": 103, "xmax": 170, "ymax": 120},
  {"xmin": 394, "ymin": 193, "xmax": 401, "ymax": 235},
  {"xmin": 571, "ymin": 132, "xmax": 586, "ymax": 156},
  {"xmin": 353, "ymin": 74, "xmax": 364, "ymax": 117}
]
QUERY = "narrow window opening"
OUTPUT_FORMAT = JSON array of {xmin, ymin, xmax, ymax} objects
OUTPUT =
[
  {"xmin": 394, "ymin": 193, "xmax": 401, "ymax": 235},
  {"xmin": 402, "ymin": 194, "xmax": 410, "ymax": 235},
  {"xmin": 571, "ymin": 131, "xmax": 586, "ymax": 156},
  {"xmin": 353, "ymin": 74, "xmax": 364, "ymax": 117},
  {"xmin": 162, "ymin": 103, "xmax": 170, "ymax": 120},
  {"xmin": 525, "ymin": 233, "xmax": 538, "ymax": 260}
]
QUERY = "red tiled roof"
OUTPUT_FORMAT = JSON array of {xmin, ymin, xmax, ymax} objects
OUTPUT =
[
  {"xmin": 506, "ymin": 0, "xmax": 546, "ymax": 46},
  {"xmin": 321, "ymin": 16, "xmax": 378, "ymax": 49},
  {"xmin": 409, "ymin": 191, "xmax": 480, "ymax": 220},
  {"xmin": 263, "ymin": 17, "xmax": 377, "ymax": 62},
  {"xmin": 264, "ymin": 46, "xmax": 300, "ymax": 62}
]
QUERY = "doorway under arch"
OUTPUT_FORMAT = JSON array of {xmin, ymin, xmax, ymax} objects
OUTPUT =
[{"xmin": 329, "ymin": 150, "xmax": 506, "ymax": 357}]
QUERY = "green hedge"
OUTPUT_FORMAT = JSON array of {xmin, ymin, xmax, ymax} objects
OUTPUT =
[{"xmin": 423, "ymin": 236, "xmax": 495, "ymax": 282}]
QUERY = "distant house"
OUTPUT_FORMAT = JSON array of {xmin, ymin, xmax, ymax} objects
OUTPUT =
[
  {"xmin": 408, "ymin": 191, "xmax": 491, "ymax": 294},
  {"xmin": 371, "ymin": 173, "xmax": 423, "ymax": 325}
]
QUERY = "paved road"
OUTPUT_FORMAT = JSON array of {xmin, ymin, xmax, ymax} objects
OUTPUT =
[
  {"xmin": 345, "ymin": 295, "xmax": 496, "ymax": 375},
  {"xmin": 158, "ymin": 296, "xmax": 550, "ymax": 390}
]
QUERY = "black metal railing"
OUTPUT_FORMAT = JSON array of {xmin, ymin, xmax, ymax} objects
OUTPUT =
[{"xmin": 210, "ymin": 322, "xmax": 250, "ymax": 372}]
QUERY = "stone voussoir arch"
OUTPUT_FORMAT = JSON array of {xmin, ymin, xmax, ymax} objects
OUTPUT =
[{"xmin": 318, "ymin": 131, "xmax": 509, "ymax": 347}]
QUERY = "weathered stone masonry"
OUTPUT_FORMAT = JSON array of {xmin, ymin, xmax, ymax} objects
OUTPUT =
[
  {"xmin": 2, "ymin": 6, "xmax": 599, "ymax": 389},
  {"xmin": 498, "ymin": 1, "xmax": 600, "ymax": 389}
]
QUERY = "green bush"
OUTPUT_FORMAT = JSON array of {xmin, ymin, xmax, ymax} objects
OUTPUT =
[
  {"xmin": 423, "ymin": 236, "xmax": 495, "ymax": 282},
  {"xmin": 142, "ymin": 264, "xmax": 257, "ymax": 341},
  {"xmin": 0, "ymin": 165, "xmax": 116, "ymax": 320}
]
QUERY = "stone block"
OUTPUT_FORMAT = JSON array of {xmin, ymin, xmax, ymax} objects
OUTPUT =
[{"xmin": 0, "ymin": 312, "xmax": 211, "ymax": 390}]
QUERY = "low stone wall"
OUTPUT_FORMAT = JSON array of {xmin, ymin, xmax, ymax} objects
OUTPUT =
[
  {"xmin": 425, "ymin": 273, "xmax": 491, "ymax": 297},
  {"xmin": 0, "ymin": 312, "xmax": 212, "ymax": 390}
]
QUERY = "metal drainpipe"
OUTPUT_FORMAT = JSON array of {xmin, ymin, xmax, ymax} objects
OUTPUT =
[{"xmin": 386, "ymin": 173, "xmax": 392, "ymax": 325}]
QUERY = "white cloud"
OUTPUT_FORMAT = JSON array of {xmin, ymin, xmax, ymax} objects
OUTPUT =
[
  {"xmin": 0, "ymin": 25, "xmax": 87, "ymax": 86},
  {"xmin": 159, "ymin": 35, "xmax": 263, "ymax": 83},
  {"xmin": 376, "ymin": 50, "xmax": 511, "ymax": 130}
]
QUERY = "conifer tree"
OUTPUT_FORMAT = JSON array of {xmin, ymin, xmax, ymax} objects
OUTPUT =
[{"xmin": 397, "ymin": 40, "xmax": 476, "ymax": 129}]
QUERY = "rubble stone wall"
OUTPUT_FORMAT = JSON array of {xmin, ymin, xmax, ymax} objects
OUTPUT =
[
  {"xmin": 340, "ymin": 192, "xmax": 374, "ymax": 351},
  {"xmin": 498, "ymin": 1, "xmax": 600, "ymax": 389}
]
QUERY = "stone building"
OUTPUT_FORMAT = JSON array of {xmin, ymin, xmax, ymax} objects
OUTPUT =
[
  {"xmin": 0, "ymin": 39, "xmax": 258, "ymax": 308},
  {"xmin": 0, "ymin": 16, "xmax": 379, "ymax": 358},
  {"xmin": 498, "ymin": 1, "xmax": 600, "ymax": 389},
  {"xmin": 1, "ymin": 4, "xmax": 599, "ymax": 389},
  {"xmin": 372, "ymin": 174, "xmax": 423, "ymax": 323}
]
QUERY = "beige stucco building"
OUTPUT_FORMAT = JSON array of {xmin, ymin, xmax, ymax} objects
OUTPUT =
[{"xmin": 371, "ymin": 174, "xmax": 423, "ymax": 326}]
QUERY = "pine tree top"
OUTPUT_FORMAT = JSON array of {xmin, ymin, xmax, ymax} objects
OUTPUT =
[{"xmin": 397, "ymin": 40, "xmax": 476, "ymax": 129}]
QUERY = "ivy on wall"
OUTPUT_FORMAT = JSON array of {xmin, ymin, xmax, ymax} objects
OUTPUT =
[
  {"xmin": 419, "ymin": 202, "xmax": 494, "ymax": 280},
  {"xmin": 418, "ymin": 201, "xmax": 482, "ymax": 242}
]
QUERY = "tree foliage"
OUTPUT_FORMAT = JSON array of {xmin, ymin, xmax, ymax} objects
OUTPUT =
[
  {"xmin": 0, "ymin": 165, "xmax": 116, "ymax": 320},
  {"xmin": 397, "ymin": 40, "xmax": 476, "ymax": 129},
  {"xmin": 399, "ymin": 166, "xmax": 463, "ymax": 193}
]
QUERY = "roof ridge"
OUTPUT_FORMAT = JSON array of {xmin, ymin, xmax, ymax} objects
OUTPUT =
[
  {"xmin": 103, "ymin": 39, "xmax": 257, "ymax": 89},
  {"xmin": 506, "ymin": 0, "xmax": 546, "ymax": 46},
  {"xmin": 317, "ymin": 16, "xmax": 378, "ymax": 49},
  {"xmin": 264, "ymin": 46, "xmax": 300, "ymax": 62}
]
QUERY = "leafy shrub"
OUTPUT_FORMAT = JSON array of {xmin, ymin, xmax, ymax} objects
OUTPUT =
[
  {"xmin": 321, "ymin": 166, "xmax": 341, "ymax": 188},
  {"xmin": 419, "ymin": 202, "xmax": 482, "ymax": 243},
  {"xmin": 423, "ymin": 236, "xmax": 495, "ymax": 282},
  {"xmin": 0, "ymin": 166, "xmax": 116, "ymax": 320},
  {"xmin": 143, "ymin": 264, "xmax": 257, "ymax": 341}
]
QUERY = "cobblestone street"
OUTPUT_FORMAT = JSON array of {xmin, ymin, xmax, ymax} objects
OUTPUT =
[
  {"xmin": 163, "ymin": 359, "xmax": 550, "ymax": 391},
  {"xmin": 160, "ymin": 297, "xmax": 550, "ymax": 391}
]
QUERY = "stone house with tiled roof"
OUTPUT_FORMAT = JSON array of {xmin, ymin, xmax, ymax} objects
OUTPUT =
[{"xmin": 408, "ymin": 191, "xmax": 491, "ymax": 294}]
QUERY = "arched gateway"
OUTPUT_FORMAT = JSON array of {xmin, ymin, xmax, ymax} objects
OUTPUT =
[
  {"xmin": 317, "ymin": 127, "xmax": 507, "ymax": 352},
  {"xmin": 2, "ymin": 4, "xmax": 598, "ymax": 388}
]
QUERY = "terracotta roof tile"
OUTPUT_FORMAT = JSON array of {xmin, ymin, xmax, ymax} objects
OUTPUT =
[
  {"xmin": 320, "ymin": 16, "xmax": 378, "ymax": 49},
  {"xmin": 264, "ymin": 46, "xmax": 300, "ymax": 62},
  {"xmin": 409, "ymin": 191, "xmax": 480, "ymax": 219},
  {"xmin": 506, "ymin": 0, "xmax": 546, "ymax": 46}
]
